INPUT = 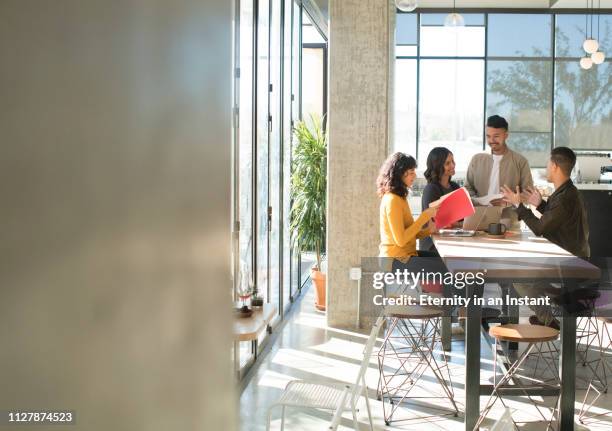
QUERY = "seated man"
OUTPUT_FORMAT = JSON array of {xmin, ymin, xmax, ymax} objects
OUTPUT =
[{"xmin": 501, "ymin": 147, "xmax": 590, "ymax": 329}]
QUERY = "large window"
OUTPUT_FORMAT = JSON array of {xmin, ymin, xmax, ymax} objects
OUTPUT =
[
  {"xmin": 394, "ymin": 59, "xmax": 417, "ymax": 155},
  {"xmin": 487, "ymin": 14, "xmax": 553, "ymax": 167},
  {"xmin": 419, "ymin": 59, "xmax": 484, "ymax": 171},
  {"xmin": 237, "ymin": 0, "xmax": 254, "ymax": 282},
  {"xmin": 282, "ymin": 0, "xmax": 294, "ymax": 314},
  {"xmin": 419, "ymin": 13, "xmax": 485, "ymax": 57},
  {"xmin": 396, "ymin": 14, "xmax": 487, "ymax": 171},
  {"xmin": 302, "ymin": 12, "xmax": 327, "ymax": 122},
  {"xmin": 256, "ymin": 0, "xmax": 270, "ymax": 305},
  {"xmin": 555, "ymin": 14, "xmax": 612, "ymax": 150},
  {"xmin": 232, "ymin": 0, "xmax": 305, "ymax": 376},
  {"xmin": 395, "ymin": 11, "xmax": 612, "ymax": 170}
]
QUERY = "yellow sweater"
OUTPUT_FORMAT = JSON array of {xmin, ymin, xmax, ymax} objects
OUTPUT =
[{"xmin": 379, "ymin": 192, "xmax": 432, "ymax": 259}]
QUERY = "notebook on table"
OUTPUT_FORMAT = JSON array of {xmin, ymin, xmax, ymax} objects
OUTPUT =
[{"xmin": 438, "ymin": 228, "xmax": 476, "ymax": 237}]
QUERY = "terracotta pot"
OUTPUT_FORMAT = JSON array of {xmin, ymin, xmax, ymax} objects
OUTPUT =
[{"xmin": 311, "ymin": 268, "xmax": 327, "ymax": 312}]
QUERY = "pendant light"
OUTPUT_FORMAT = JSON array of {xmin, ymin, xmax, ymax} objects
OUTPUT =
[
  {"xmin": 396, "ymin": 0, "xmax": 418, "ymax": 12},
  {"xmin": 591, "ymin": 0, "xmax": 606, "ymax": 64},
  {"xmin": 592, "ymin": 50, "xmax": 606, "ymax": 64},
  {"xmin": 580, "ymin": 56, "xmax": 594, "ymax": 69},
  {"xmin": 583, "ymin": 0, "xmax": 599, "ymax": 54},
  {"xmin": 445, "ymin": 0, "xmax": 464, "ymax": 27}
]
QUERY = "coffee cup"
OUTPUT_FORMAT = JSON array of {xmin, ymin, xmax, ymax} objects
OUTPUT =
[{"xmin": 488, "ymin": 223, "xmax": 506, "ymax": 235}]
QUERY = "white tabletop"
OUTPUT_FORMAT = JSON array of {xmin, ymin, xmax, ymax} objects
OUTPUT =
[
  {"xmin": 433, "ymin": 230, "xmax": 570, "ymax": 258},
  {"xmin": 432, "ymin": 230, "xmax": 600, "ymax": 280}
]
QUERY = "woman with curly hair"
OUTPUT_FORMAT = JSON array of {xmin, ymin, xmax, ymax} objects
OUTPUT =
[
  {"xmin": 377, "ymin": 152, "xmax": 437, "ymax": 261},
  {"xmin": 420, "ymin": 147, "xmax": 460, "ymax": 252}
]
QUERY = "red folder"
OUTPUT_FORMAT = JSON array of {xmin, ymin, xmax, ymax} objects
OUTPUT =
[{"xmin": 432, "ymin": 187, "xmax": 475, "ymax": 229}]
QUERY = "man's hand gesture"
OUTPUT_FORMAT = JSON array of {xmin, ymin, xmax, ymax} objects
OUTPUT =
[
  {"xmin": 520, "ymin": 186, "xmax": 542, "ymax": 207},
  {"xmin": 501, "ymin": 185, "xmax": 521, "ymax": 207}
]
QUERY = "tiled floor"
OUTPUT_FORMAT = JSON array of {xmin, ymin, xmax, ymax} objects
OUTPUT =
[{"xmin": 240, "ymin": 285, "xmax": 612, "ymax": 430}]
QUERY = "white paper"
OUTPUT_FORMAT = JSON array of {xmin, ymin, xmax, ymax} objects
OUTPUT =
[{"xmin": 473, "ymin": 193, "xmax": 503, "ymax": 206}]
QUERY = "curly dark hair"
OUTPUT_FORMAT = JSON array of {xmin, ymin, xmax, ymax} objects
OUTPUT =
[
  {"xmin": 424, "ymin": 147, "xmax": 453, "ymax": 185},
  {"xmin": 376, "ymin": 152, "xmax": 417, "ymax": 198}
]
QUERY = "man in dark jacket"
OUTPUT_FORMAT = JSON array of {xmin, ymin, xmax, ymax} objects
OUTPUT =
[
  {"xmin": 501, "ymin": 147, "xmax": 590, "ymax": 328},
  {"xmin": 502, "ymin": 147, "xmax": 589, "ymax": 257}
]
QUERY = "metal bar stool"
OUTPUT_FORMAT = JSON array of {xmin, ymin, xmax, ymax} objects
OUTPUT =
[
  {"xmin": 579, "ymin": 316, "xmax": 612, "ymax": 424},
  {"xmin": 377, "ymin": 304, "xmax": 459, "ymax": 426},
  {"xmin": 475, "ymin": 323, "xmax": 561, "ymax": 431}
]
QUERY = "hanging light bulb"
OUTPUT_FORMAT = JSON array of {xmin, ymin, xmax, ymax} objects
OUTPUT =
[
  {"xmin": 445, "ymin": 13, "xmax": 465, "ymax": 27},
  {"xmin": 445, "ymin": 0, "xmax": 464, "ymax": 27},
  {"xmin": 580, "ymin": 56, "xmax": 594, "ymax": 69},
  {"xmin": 583, "ymin": 38, "xmax": 599, "ymax": 54},
  {"xmin": 591, "ymin": 50, "xmax": 606, "ymax": 64},
  {"xmin": 395, "ymin": 0, "xmax": 418, "ymax": 12}
]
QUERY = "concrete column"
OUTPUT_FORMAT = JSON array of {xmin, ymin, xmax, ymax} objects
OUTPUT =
[{"xmin": 327, "ymin": 0, "xmax": 395, "ymax": 328}]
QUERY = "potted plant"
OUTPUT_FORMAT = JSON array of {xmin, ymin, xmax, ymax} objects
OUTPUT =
[
  {"xmin": 290, "ymin": 115, "xmax": 327, "ymax": 311},
  {"xmin": 251, "ymin": 285, "xmax": 263, "ymax": 308}
]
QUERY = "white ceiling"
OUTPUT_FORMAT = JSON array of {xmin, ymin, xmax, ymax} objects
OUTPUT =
[{"xmin": 416, "ymin": 0, "xmax": 612, "ymax": 8}]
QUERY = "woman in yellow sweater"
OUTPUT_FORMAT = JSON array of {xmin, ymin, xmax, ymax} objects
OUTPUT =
[{"xmin": 377, "ymin": 152, "xmax": 438, "ymax": 261}]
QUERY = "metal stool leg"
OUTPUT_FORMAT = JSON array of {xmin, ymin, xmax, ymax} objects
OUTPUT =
[
  {"xmin": 579, "ymin": 319, "xmax": 612, "ymax": 423},
  {"xmin": 378, "ymin": 315, "xmax": 458, "ymax": 425},
  {"xmin": 476, "ymin": 340, "xmax": 561, "ymax": 431}
]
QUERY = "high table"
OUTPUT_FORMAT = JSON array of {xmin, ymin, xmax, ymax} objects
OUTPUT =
[
  {"xmin": 432, "ymin": 230, "xmax": 600, "ymax": 431},
  {"xmin": 233, "ymin": 303, "xmax": 277, "ymax": 379}
]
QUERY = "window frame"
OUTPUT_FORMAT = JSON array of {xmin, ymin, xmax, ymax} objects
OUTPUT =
[{"xmin": 395, "ymin": 8, "xmax": 612, "ymax": 168}]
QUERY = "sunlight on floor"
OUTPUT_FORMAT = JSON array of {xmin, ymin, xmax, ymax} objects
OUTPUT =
[{"xmin": 240, "ymin": 286, "xmax": 612, "ymax": 430}]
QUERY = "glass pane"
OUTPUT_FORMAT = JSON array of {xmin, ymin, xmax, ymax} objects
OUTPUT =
[
  {"xmin": 394, "ymin": 59, "xmax": 417, "ymax": 156},
  {"xmin": 488, "ymin": 14, "xmax": 552, "ymax": 58},
  {"xmin": 256, "ymin": 0, "xmax": 269, "ymax": 304},
  {"xmin": 282, "ymin": 0, "xmax": 293, "ymax": 312},
  {"xmin": 269, "ymin": 0, "xmax": 282, "ymax": 317},
  {"xmin": 555, "ymin": 14, "xmax": 612, "ymax": 58},
  {"xmin": 291, "ymin": 1, "xmax": 301, "ymax": 300},
  {"xmin": 302, "ymin": 12, "xmax": 325, "ymax": 44},
  {"xmin": 396, "ymin": 45, "xmax": 417, "ymax": 56},
  {"xmin": 419, "ymin": 14, "xmax": 484, "ymax": 57},
  {"xmin": 487, "ymin": 60, "xmax": 552, "ymax": 132},
  {"xmin": 302, "ymin": 47, "xmax": 325, "ymax": 121},
  {"xmin": 420, "ymin": 25, "xmax": 485, "ymax": 57},
  {"xmin": 554, "ymin": 60, "xmax": 612, "ymax": 150},
  {"xmin": 293, "ymin": 2, "xmax": 301, "ymax": 121},
  {"xmin": 238, "ymin": 0, "xmax": 254, "ymax": 289},
  {"xmin": 418, "ymin": 60, "xmax": 485, "ymax": 173},
  {"xmin": 555, "ymin": 14, "xmax": 587, "ymax": 58},
  {"xmin": 507, "ymin": 133, "xmax": 551, "ymax": 168},
  {"xmin": 396, "ymin": 13, "xmax": 417, "ymax": 45}
]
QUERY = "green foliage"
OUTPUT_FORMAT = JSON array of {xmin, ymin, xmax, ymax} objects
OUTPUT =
[{"xmin": 290, "ymin": 115, "xmax": 327, "ymax": 270}]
